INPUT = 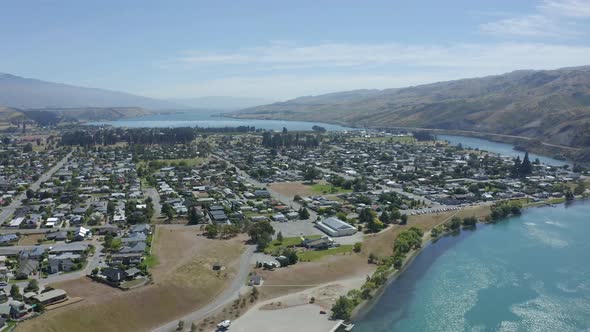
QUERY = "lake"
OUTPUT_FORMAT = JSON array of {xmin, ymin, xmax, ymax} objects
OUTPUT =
[
  {"xmin": 89, "ymin": 110, "xmax": 354, "ymax": 132},
  {"xmin": 354, "ymin": 201, "xmax": 590, "ymax": 331},
  {"xmin": 438, "ymin": 134, "xmax": 569, "ymax": 167}
]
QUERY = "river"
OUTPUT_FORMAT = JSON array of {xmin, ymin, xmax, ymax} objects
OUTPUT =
[
  {"xmin": 438, "ymin": 134, "xmax": 569, "ymax": 167},
  {"xmin": 354, "ymin": 201, "xmax": 590, "ymax": 331},
  {"xmin": 89, "ymin": 110, "xmax": 354, "ymax": 131}
]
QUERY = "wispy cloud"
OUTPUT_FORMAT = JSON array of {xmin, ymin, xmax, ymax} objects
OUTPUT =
[
  {"xmin": 152, "ymin": 41, "xmax": 590, "ymax": 99},
  {"xmin": 480, "ymin": 0, "xmax": 590, "ymax": 37},
  {"xmin": 165, "ymin": 42, "xmax": 590, "ymax": 70}
]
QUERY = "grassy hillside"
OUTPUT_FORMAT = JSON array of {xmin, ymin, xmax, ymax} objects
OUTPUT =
[{"xmin": 233, "ymin": 66, "xmax": 590, "ymax": 149}]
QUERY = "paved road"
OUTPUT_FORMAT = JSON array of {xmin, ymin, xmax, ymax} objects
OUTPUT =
[
  {"xmin": 0, "ymin": 224, "xmax": 120, "ymax": 235},
  {"xmin": 0, "ymin": 150, "xmax": 73, "ymax": 225},
  {"xmin": 152, "ymin": 245, "xmax": 256, "ymax": 332},
  {"xmin": 144, "ymin": 187, "xmax": 162, "ymax": 221}
]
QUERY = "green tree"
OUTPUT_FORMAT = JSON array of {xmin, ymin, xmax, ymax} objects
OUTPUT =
[
  {"xmin": 379, "ymin": 210, "xmax": 390, "ymax": 224},
  {"xmin": 298, "ymin": 207, "xmax": 310, "ymax": 219},
  {"xmin": 248, "ymin": 220, "xmax": 275, "ymax": 250},
  {"xmin": 190, "ymin": 322, "xmax": 197, "ymax": 332},
  {"xmin": 188, "ymin": 207, "xmax": 202, "ymax": 225},
  {"xmin": 331, "ymin": 296, "xmax": 354, "ymax": 320},
  {"xmin": 10, "ymin": 284, "xmax": 21, "ymax": 300},
  {"xmin": 353, "ymin": 242, "xmax": 362, "ymax": 253},
  {"xmin": 205, "ymin": 224, "xmax": 219, "ymax": 238},
  {"xmin": 177, "ymin": 320, "xmax": 184, "ymax": 331},
  {"xmin": 283, "ymin": 248, "xmax": 299, "ymax": 265},
  {"xmin": 276, "ymin": 231, "xmax": 283, "ymax": 243},
  {"xmin": 26, "ymin": 279, "xmax": 39, "ymax": 292},
  {"xmin": 520, "ymin": 152, "xmax": 532, "ymax": 176},
  {"xmin": 400, "ymin": 214, "xmax": 408, "ymax": 225},
  {"xmin": 447, "ymin": 216, "xmax": 462, "ymax": 230}
]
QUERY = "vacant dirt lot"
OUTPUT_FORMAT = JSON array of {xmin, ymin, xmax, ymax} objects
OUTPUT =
[
  {"xmin": 17, "ymin": 233, "xmax": 45, "ymax": 246},
  {"xmin": 269, "ymin": 181, "xmax": 319, "ymax": 198},
  {"xmin": 257, "ymin": 253, "xmax": 373, "ymax": 301},
  {"xmin": 17, "ymin": 225, "xmax": 246, "ymax": 332}
]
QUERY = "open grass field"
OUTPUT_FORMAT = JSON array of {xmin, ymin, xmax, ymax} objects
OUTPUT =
[
  {"xmin": 264, "ymin": 235, "xmax": 321, "ymax": 255},
  {"xmin": 309, "ymin": 183, "xmax": 352, "ymax": 194},
  {"xmin": 298, "ymin": 244, "xmax": 354, "ymax": 261},
  {"xmin": 269, "ymin": 181, "xmax": 316, "ymax": 198},
  {"xmin": 270, "ymin": 180, "xmax": 350, "ymax": 198},
  {"xmin": 17, "ymin": 225, "xmax": 246, "ymax": 332}
]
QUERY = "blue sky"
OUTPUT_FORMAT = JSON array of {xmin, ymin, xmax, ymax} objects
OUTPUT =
[{"xmin": 1, "ymin": 0, "xmax": 590, "ymax": 100}]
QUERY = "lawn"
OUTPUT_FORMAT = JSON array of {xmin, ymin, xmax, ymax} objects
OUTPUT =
[
  {"xmin": 310, "ymin": 183, "xmax": 352, "ymax": 194},
  {"xmin": 263, "ymin": 235, "xmax": 321, "ymax": 255},
  {"xmin": 141, "ymin": 254, "xmax": 158, "ymax": 269},
  {"xmin": 298, "ymin": 245, "xmax": 354, "ymax": 262}
]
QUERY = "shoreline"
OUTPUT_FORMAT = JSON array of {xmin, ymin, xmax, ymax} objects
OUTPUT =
[
  {"xmin": 349, "ymin": 196, "xmax": 589, "ymax": 323},
  {"xmin": 224, "ymin": 114, "xmax": 585, "ymax": 164}
]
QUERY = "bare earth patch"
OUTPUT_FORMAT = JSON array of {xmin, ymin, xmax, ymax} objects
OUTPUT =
[
  {"xmin": 269, "ymin": 181, "xmax": 321, "ymax": 198},
  {"xmin": 17, "ymin": 234, "xmax": 45, "ymax": 246},
  {"xmin": 17, "ymin": 225, "xmax": 246, "ymax": 332}
]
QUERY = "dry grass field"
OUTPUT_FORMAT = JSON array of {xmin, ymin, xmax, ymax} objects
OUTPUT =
[
  {"xmin": 17, "ymin": 225, "xmax": 246, "ymax": 332},
  {"xmin": 269, "ymin": 181, "xmax": 317, "ymax": 198},
  {"xmin": 17, "ymin": 234, "xmax": 45, "ymax": 246}
]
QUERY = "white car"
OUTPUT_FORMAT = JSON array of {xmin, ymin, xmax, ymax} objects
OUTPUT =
[{"xmin": 217, "ymin": 320, "xmax": 231, "ymax": 330}]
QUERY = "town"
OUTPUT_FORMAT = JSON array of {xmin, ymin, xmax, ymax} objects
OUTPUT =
[{"xmin": 0, "ymin": 124, "xmax": 587, "ymax": 332}]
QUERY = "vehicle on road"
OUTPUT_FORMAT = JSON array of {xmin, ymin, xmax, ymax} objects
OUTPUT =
[{"xmin": 217, "ymin": 320, "xmax": 231, "ymax": 330}]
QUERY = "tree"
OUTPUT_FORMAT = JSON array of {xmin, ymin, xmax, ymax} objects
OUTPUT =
[
  {"xmin": 248, "ymin": 220, "xmax": 275, "ymax": 250},
  {"xmin": 400, "ymin": 214, "xmax": 408, "ymax": 225},
  {"xmin": 521, "ymin": 152, "xmax": 532, "ymax": 176},
  {"xmin": 276, "ymin": 231, "xmax": 283, "ymax": 243},
  {"xmin": 190, "ymin": 322, "xmax": 197, "ymax": 332},
  {"xmin": 379, "ymin": 210, "xmax": 390, "ymax": 224},
  {"xmin": 447, "ymin": 216, "xmax": 462, "ymax": 230},
  {"xmin": 22, "ymin": 143, "xmax": 33, "ymax": 153},
  {"xmin": 574, "ymin": 181, "xmax": 586, "ymax": 196},
  {"xmin": 298, "ymin": 207, "xmax": 310, "ymax": 219},
  {"xmin": 188, "ymin": 207, "xmax": 202, "ymax": 225},
  {"xmin": 303, "ymin": 167, "xmax": 321, "ymax": 183},
  {"xmin": 25, "ymin": 189, "xmax": 35, "ymax": 200},
  {"xmin": 283, "ymin": 248, "xmax": 299, "ymax": 265},
  {"xmin": 462, "ymin": 216, "xmax": 477, "ymax": 227},
  {"xmin": 205, "ymin": 224, "xmax": 219, "ymax": 238},
  {"xmin": 177, "ymin": 320, "xmax": 184, "ymax": 331},
  {"xmin": 353, "ymin": 242, "xmax": 362, "ymax": 253},
  {"xmin": 10, "ymin": 284, "xmax": 21, "ymax": 300},
  {"xmin": 162, "ymin": 203, "xmax": 174, "ymax": 220},
  {"xmin": 26, "ymin": 279, "xmax": 39, "ymax": 292},
  {"xmin": 331, "ymin": 296, "xmax": 354, "ymax": 320}
]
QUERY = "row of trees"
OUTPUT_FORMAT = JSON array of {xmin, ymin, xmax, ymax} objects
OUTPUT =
[{"xmin": 261, "ymin": 131, "xmax": 320, "ymax": 149}]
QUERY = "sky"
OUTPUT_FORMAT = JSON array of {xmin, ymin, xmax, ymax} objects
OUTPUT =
[{"xmin": 1, "ymin": 0, "xmax": 590, "ymax": 101}]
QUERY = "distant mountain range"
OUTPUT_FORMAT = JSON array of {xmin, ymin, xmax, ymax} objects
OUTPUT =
[
  {"xmin": 169, "ymin": 96, "xmax": 275, "ymax": 110},
  {"xmin": 0, "ymin": 73, "xmax": 181, "ymax": 110},
  {"xmin": 232, "ymin": 66, "xmax": 590, "ymax": 149}
]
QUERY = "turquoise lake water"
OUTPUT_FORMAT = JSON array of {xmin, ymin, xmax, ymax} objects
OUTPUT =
[
  {"xmin": 89, "ymin": 110, "xmax": 354, "ymax": 131},
  {"xmin": 354, "ymin": 201, "xmax": 590, "ymax": 332}
]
